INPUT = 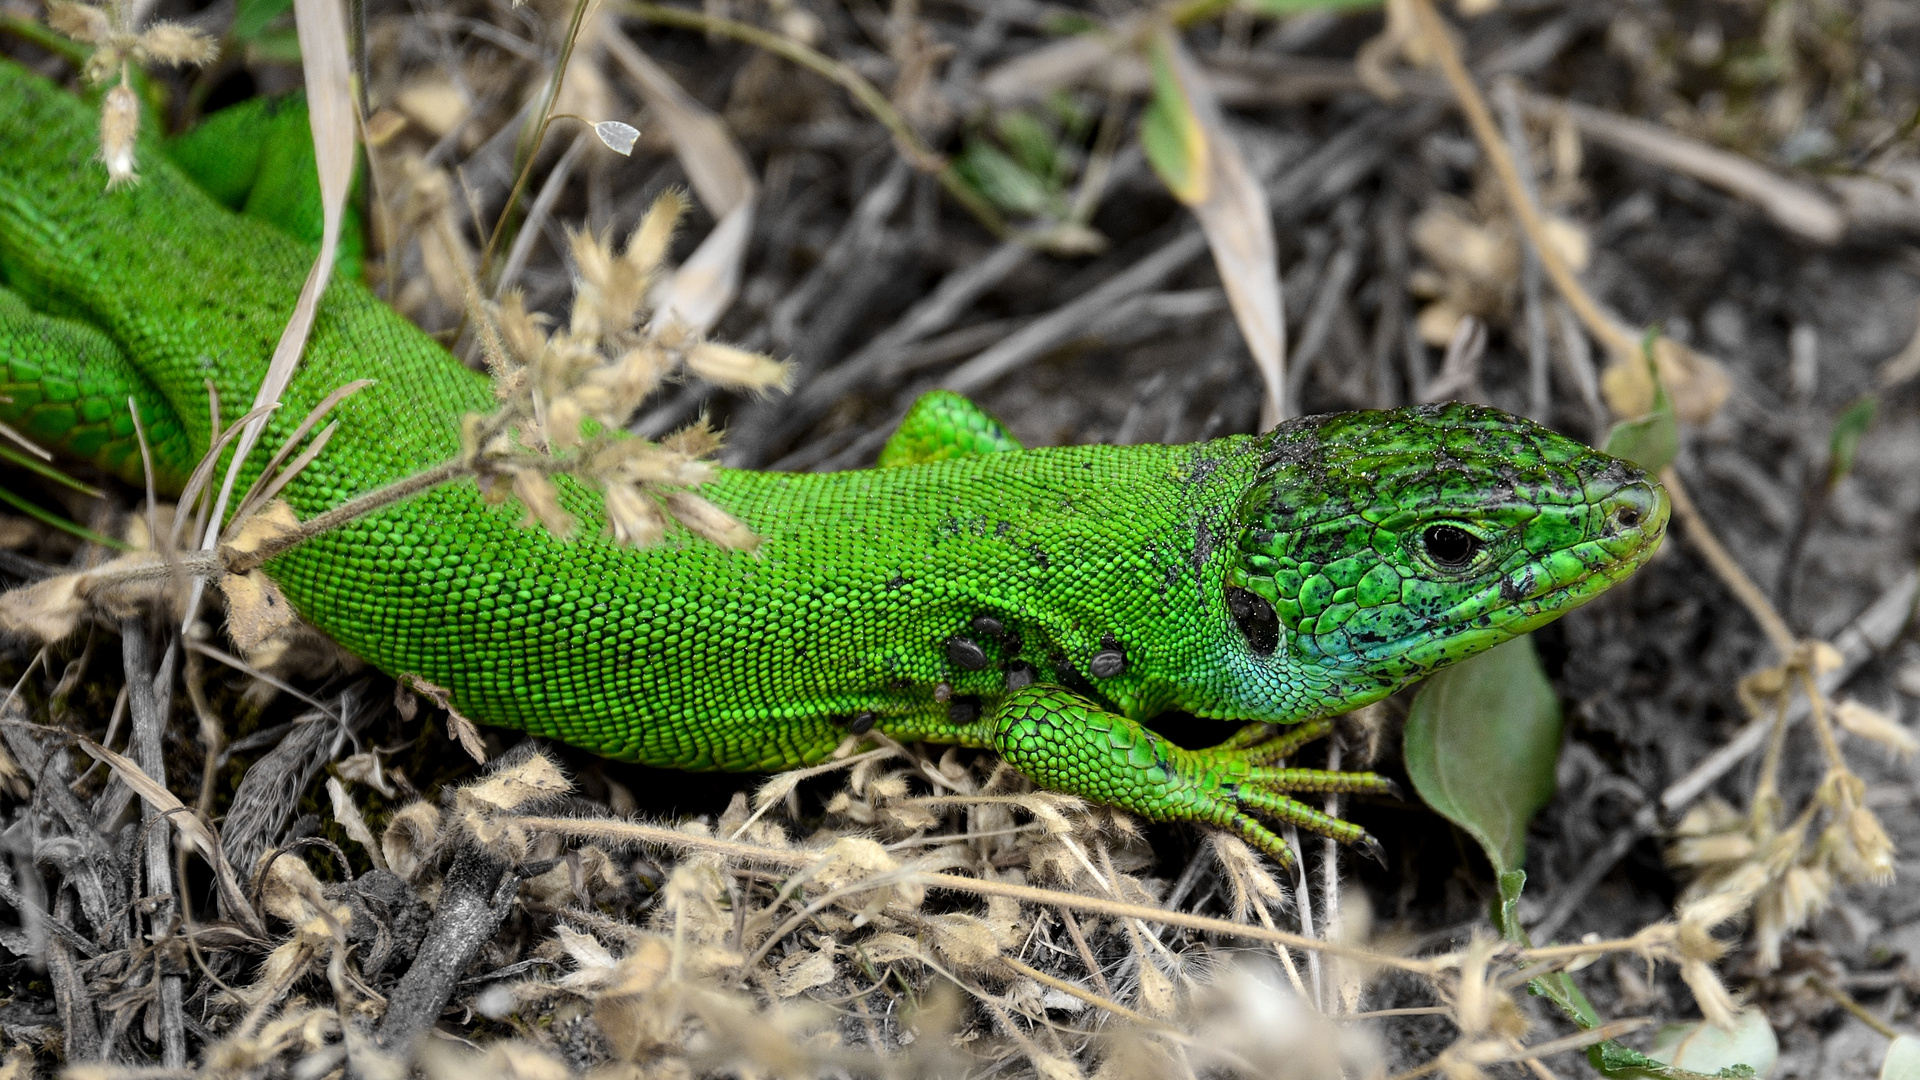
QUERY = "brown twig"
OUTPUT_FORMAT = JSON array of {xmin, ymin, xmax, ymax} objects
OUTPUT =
[
  {"xmin": 1404, "ymin": 0, "xmax": 1633, "ymax": 360},
  {"xmin": 1809, "ymin": 976, "xmax": 1902, "ymax": 1040},
  {"xmin": 1661, "ymin": 468, "xmax": 1798, "ymax": 660}
]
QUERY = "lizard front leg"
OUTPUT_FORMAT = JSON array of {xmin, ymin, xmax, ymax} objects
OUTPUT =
[{"xmin": 985, "ymin": 684, "xmax": 1394, "ymax": 868}]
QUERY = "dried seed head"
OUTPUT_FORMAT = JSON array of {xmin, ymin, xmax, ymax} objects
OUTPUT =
[
  {"xmin": 1678, "ymin": 856, "xmax": 1771, "ymax": 931},
  {"xmin": 460, "ymin": 752, "xmax": 573, "ymax": 813},
  {"xmin": 139, "ymin": 22, "xmax": 218, "ymax": 65},
  {"xmin": 1832, "ymin": 698, "xmax": 1917, "ymax": 757},
  {"xmin": 100, "ymin": 81, "xmax": 140, "ymax": 189},
  {"xmin": 923, "ymin": 913, "xmax": 1001, "ymax": 971},
  {"xmin": 0, "ymin": 573, "xmax": 86, "ymax": 642},
  {"xmin": 1206, "ymin": 832, "xmax": 1288, "ymax": 920},
  {"xmin": 663, "ymin": 490, "xmax": 758, "ymax": 552},
  {"xmin": 568, "ymin": 227, "xmax": 650, "ymax": 340},
  {"xmin": 615, "ymin": 344, "xmax": 672, "ymax": 401},
  {"xmin": 661, "ymin": 415, "xmax": 724, "ymax": 459},
  {"xmin": 628, "ymin": 189, "xmax": 689, "ymax": 277},
  {"xmin": 544, "ymin": 397, "xmax": 585, "ymax": 450},
  {"xmin": 1835, "ymin": 806, "xmax": 1895, "ymax": 884},
  {"xmin": 494, "ymin": 291, "xmax": 549, "ymax": 367},
  {"xmin": 47, "ymin": 1, "xmax": 111, "ymax": 44},
  {"xmin": 604, "ymin": 482, "xmax": 665, "ymax": 547},
  {"xmin": 510, "ymin": 469, "xmax": 575, "ymax": 538},
  {"xmin": 1680, "ymin": 958, "xmax": 1741, "ymax": 1030},
  {"xmin": 1452, "ymin": 933, "xmax": 1496, "ymax": 1036},
  {"xmin": 1667, "ymin": 832, "xmax": 1755, "ymax": 869},
  {"xmin": 685, "ymin": 341, "xmax": 792, "ymax": 393}
]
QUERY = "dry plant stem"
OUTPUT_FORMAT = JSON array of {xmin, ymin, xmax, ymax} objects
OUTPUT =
[
  {"xmin": 1808, "ymin": 976, "xmax": 1901, "ymax": 1039},
  {"xmin": 1385, "ymin": 1021, "xmax": 1648, "ymax": 1080},
  {"xmin": 122, "ymin": 618, "xmax": 186, "ymax": 1070},
  {"xmin": 1320, "ymin": 739, "xmax": 1342, "ymax": 1014},
  {"xmin": 1796, "ymin": 667, "xmax": 1851, "ymax": 778},
  {"xmin": 617, "ymin": 2, "xmax": 1007, "ymax": 238},
  {"xmin": 227, "ymin": 457, "xmax": 469, "ymax": 574},
  {"xmin": 999, "ymin": 954, "xmax": 1167, "ymax": 1031},
  {"xmin": 1059, "ymin": 908, "xmax": 1112, "ymax": 998},
  {"xmin": 509, "ymin": 815, "xmax": 1434, "ymax": 970},
  {"xmin": 1752, "ymin": 691, "xmax": 1792, "ymax": 830},
  {"xmin": 1661, "ymin": 468, "xmax": 1797, "ymax": 659},
  {"xmin": 1405, "ymin": 0, "xmax": 1630, "ymax": 357},
  {"xmin": 1253, "ymin": 898, "xmax": 1313, "ymax": 1000}
]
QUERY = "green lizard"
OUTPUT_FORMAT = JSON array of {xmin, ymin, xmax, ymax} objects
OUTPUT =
[{"xmin": 0, "ymin": 62, "xmax": 1667, "ymax": 865}]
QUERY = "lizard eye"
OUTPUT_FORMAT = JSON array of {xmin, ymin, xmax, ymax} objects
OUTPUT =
[
  {"xmin": 1422, "ymin": 525, "xmax": 1480, "ymax": 568},
  {"xmin": 1225, "ymin": 586, "xmax": 1279, "ymax": 657}
]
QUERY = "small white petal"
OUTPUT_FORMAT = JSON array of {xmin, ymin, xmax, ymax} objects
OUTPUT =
[{"xmin": 593, "ymin": 120, "xmax": 639, "ymax": 156}]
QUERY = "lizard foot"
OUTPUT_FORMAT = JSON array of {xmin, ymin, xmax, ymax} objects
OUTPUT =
[{"xmin": 989, "ymin": 685, "xmax": 1395, "ymax": 870}]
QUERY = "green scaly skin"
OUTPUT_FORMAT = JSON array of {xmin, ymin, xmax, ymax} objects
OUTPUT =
[{"xmin": 0, "ymin": 63, "xmax": 1669, "ymax": 865}]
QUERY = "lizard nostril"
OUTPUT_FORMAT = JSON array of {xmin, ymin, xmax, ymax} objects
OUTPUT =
[{"xmin": 1605, "ymin": 481, "xmax": 1659, "ymax": 535}]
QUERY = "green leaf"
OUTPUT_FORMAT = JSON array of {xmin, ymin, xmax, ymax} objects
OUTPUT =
[
  {"xmin": 1404, "ymin": 635, "xmax": 1562, "ymax": 876},
  {"xmin": 955, "ymin": 141, "xmax": 1055, "ymax": 217},
  {"xmin": 1243, "ymin": 0, "xmax": 1382, "ymax": 16},
  {"xmin": 1604, "ymin": 332, "xmax": 1678, "ymax": 472},
  {"xmin": 1826, "ymin": 393, "xmax": 1877, "ymax": 489},
  {"xmin": 1647, "ymin": 1011, "xmax": 1775, "ymax": 1078},
  {"xmin": 233, "ymin": 0, "xmax": 295, "ymax": 40},
  {"xmin": 1040, "ymin": 11, "xmax": 1100, "ymax": 35},
  {"xmin": 245, "ymin": 26, "xmax": 304, "ymax": 63},
  {"xmin": 1884, "ymin": 1035, "xmax": 1920, "ymax": 1080},
  {"xmin": 1139, "ymin": 40, "xmax": 1208, "ymax": 205},
  {"xmin": 995, "ymin": 110, "xmax": 1061, "ymax": 186}
]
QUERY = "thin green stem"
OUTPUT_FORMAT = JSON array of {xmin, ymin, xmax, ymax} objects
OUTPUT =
[{"xmin": 479, "ymin": 0, "xmax": 595, "ymax": 284}]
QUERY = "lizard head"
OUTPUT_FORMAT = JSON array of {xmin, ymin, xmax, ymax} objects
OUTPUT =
[{"xmin": 1220, "ymin": 402, "xmax": 1667, "ymax": 718}]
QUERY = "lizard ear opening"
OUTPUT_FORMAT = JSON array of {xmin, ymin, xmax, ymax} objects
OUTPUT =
[{"xmin": 1225, "ymin": 586, "xmax": 1279, "ymax": 657}]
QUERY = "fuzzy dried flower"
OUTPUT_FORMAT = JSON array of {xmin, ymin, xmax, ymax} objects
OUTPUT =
[
  {"xmin": 663, "ymin": 489, "xmax": 759, "ymax": 552},
  {"xmin": 1833, "ymin": 806, "xmax": 1896, "ymax": 884},
  {"xmin": 494, "ymin": 292, "xmax": 549, "ymax": 369},
  {"xmin": 139, "ymin": 22, "xmax": 218, "ymax": 65},
  {"xmin": 628, "ymin": 188, "xmax": 687, "ymax": 278},
  {"xmin": 510, "ymin": 469, "xmax": 575, "ymax": 538},
  {"xmin": 1832, "ymin": 698, "xmax": 1917, "ymax": 756},
  {"xmin": 100, "ymin": 80, "xmax": 140, "ymax": 189},
  {"xmin": 604, "ymin": 482, "xmax": 665, "ymax": 547},
  {"xmin": 46, "ymin": 0, "xmax": 109, "ymax": 43},
  {"xmin": 685, "ymin": 341, "xmax": 792, "ymax": 393},
  {"xmin": 1680, "ymin": 958, "xmax": 1741, "ymax": 1030}
]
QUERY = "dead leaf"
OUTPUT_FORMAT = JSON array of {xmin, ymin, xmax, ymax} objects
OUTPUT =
[
  {"xmin": 326, "ymin": 777, "xmax": 390, "ymax": 872},
  {"xmin": 400, "ymin": 673, "xmax": 488, "ymax": 762},
  {"xmin": 79, "ymin": 738, "xmax": 265, "ymax": 936},
  {"xmin": 773, "ymin": 945, "xmax": 837, "ymax": 996},
  {"xmin": 217, "ymin": 570, "xmax": 295, "ymax": 654},
  {"xmin": 1146, "ymin": 31, "xmax": 1284, "ymax": 426},
  {"xmin": 1600, "ymin": 335, "xmax": 1731, "ymax": 423}
]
